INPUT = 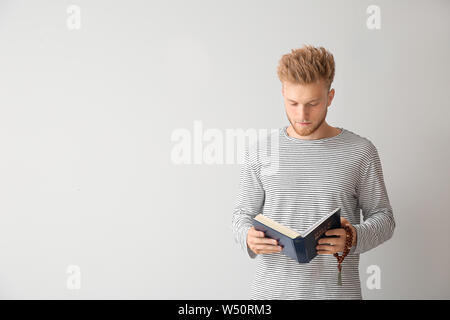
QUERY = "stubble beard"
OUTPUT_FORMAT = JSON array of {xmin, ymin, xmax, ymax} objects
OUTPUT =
[{"xmin": 288, "ymin": 107, "xmax": 328, "ymax": 137}]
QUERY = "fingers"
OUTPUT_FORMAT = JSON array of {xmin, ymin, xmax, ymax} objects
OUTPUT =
[
  {"xmin": 322, "ymin": 227, "xmax": 347, "ymax": 254},
  {"xmin": 249, "ymin": 237, "xmax": 279, "ymax": 247},
  {"xmin": 325, "ymin": 228, "xmax": 345, "ymax": 237},
  {"xmin": 317, "ymin": 234, "xmax": 345, "ymax": 254},
  {"xmin": 316, "ymin": 239, "xmax": 346, "ymax": 254},
  {"xmin": 317, "ymin": 249, "xmax": 335, "ymax": 255},
  {"xmin": 252, "ymin": 244, "xmax": 283, "ymax": 254},
  {"xmin": 316, "ymin": 244, "xmax": 343, "ymax": 254},
  {"xmin": 248, "ymin": 227, "xmax": 283, "ymax": 255},
  {"xmin": 249, "ymin": 233, "xmax": 279, "ymax": 246},
  {"xmin": 249, "ymin": 226, "xmax": 265, "ymax": 238},
  {"xmin": 318, "ymin": 236, "xmax": 339, "ymax": 246},
  {"xmin": 249, "ymin": 227, "xmax": 279, "ymax": 245}
]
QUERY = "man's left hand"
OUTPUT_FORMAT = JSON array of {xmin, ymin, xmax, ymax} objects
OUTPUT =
[{"xmin": 316, "ymin": 217, "xmax": 357, "ymax": 255}]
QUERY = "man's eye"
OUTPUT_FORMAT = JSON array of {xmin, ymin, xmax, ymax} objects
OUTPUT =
[{"xmin": 290, "ymin": 103, "xmax": 317, "ymax": 107}]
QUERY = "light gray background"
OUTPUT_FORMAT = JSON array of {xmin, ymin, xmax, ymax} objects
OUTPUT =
[{"xmin": 0, "ymin": 0, "xmax": 449, "ymax": 299}]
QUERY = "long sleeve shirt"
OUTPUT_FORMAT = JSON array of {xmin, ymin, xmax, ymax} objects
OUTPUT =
[{"xmin": 231, "ymin": 125, "xmax": 395, "ymax": 299}]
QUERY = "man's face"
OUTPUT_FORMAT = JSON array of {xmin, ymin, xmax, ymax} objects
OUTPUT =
[{"xmin": 282, "ymin": 80, "xmax": 335, "ymax": 137}]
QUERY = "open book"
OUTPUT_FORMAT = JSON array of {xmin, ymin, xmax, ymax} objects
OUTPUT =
[{"xmin": 252, "ymin": 207, "xmax": 341, "ymax": 263}]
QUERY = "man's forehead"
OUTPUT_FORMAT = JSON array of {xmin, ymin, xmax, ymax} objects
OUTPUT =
[{"xmin": 283, "ymin": 83, "xmax": 327, "ymax": 101}]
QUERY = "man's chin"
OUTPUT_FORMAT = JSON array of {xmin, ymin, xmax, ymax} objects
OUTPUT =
[{"xmin": 293, "ymin": 124, "xmax": 315, "ymax": 136}]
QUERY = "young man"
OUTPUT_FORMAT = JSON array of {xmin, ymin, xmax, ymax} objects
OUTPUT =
[{"xmin": 231, "ymin": 45, "xmax": 395, "ymax": 299}]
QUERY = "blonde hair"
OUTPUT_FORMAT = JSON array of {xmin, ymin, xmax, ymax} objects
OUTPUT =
[{"xmin": 277, "ymin": 44, "xmax": 335, "ymax": 91}]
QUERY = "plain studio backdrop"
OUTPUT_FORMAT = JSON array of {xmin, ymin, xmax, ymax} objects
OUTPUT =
[{"xmin": 0, "ymin": 0, "xmax": 449, "ymax": 299}]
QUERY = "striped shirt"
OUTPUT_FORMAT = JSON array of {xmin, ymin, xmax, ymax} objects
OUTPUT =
[{"xmin": 231, "ymin": 125, "xmax": 396, "ymax": 299}]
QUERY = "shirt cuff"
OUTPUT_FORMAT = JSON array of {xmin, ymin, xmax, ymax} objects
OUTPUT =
[{"xmin": 351, "ymin": 224, "xmax": 364, "ymax": 254}]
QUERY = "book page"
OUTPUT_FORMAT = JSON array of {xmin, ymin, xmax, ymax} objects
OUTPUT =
[{"xmin": 253, "ymin": 214, "xmax": 301, "ymax": 239}]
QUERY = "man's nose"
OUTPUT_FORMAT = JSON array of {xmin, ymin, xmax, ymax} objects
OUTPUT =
[{"xmin": 296, "ymin": 106, "xmax": 309, "ymax": 119}]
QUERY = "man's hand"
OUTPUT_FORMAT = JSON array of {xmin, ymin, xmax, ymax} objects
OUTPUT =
[
  {"xmin": 316, "ymin": 217, "xmax": 357, "ymax": 255},
  {"xmin": 247, "ymin": 226, "xmax": 283, "ymax": 255}
]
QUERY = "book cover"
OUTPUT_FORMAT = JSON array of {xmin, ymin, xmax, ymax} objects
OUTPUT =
[{"xmin": 251, "ymin": 207, "xmax": 341, "ymax": 263}]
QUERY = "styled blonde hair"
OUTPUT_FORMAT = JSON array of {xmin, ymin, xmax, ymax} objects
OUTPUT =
[{"xmin": 277, "ymin": 44, "xmax": 335, "ymax": 91}]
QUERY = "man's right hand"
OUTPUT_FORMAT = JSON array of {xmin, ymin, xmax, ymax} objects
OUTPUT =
[{"xmin": 247, "ymin": 226, "xmax": 283, "ymax": 255}]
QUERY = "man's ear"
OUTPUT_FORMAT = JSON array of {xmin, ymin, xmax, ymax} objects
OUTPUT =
[{"xmin": 327, "ymin": 88, "xmax": 335, "ymax": 107}]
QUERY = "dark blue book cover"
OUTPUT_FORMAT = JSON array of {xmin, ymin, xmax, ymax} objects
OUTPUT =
[{"xmin": 252, "ymin": 207, "xmax": 341, "ymax": 263}]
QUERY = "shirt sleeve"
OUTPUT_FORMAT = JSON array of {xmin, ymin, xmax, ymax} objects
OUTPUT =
[
  {"xmin": 351, "ymin": 145, "xmax": 396, "ymax": 254},
  {"xmin": 231, "ymin": 145, "xmax": 265, "ymax": 259}
]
